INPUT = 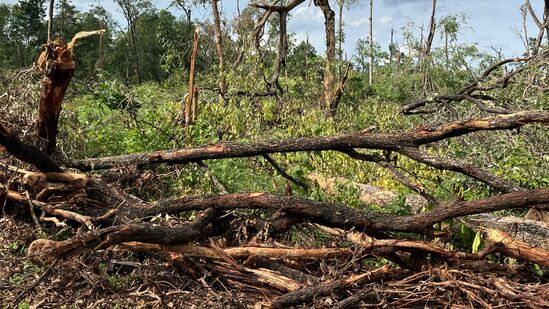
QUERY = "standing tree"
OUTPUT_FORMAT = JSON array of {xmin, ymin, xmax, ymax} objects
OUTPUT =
[
  {"xmin": 335, "ymin": 0, "xmax": 361, "ymax": 78},
  {"xmin": 438, "ymin": 14, "xmax": 462, "ymax": 64},
  {"xmin": 47, "ymin": 0, "xmax": 54, "ymax": 41},
  {"xmin": 10, "ymin": 0, "xmax": 46, "ymax": 67},
  {"xmin": 114, "ymin": 0, "xmax": 151, "ymax": 84},
  {"xmin": 314, "ymin": 0, "xmax": 336, "ymax": 114},
  {"xmin": 423, "ymin": 0, "xmax": 436, "ymax": 59},
  {"xmin": 251, "ymin": 0, "xmax": 305, "ymax": 95},
  {"xmin": 368, "ymin": 0, "xmax": 373, "ymax": 85},
  {"xmin": 210, "ymin": 0, "xmax": 226, "ymax": 102}
]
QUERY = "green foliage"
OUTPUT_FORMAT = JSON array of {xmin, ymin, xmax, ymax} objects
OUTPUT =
[
  {"xmin": 2, "ymin": 0, "xmax": 546, "ymax": 262},
  {"xmin": 472, "ymin": 230, "xmax": 483, "ymax": 253}
]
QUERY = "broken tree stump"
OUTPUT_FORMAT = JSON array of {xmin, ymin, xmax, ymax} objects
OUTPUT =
[{"xmin": 35, "ymin": 30, "xmax": 105, "ymax": 155}]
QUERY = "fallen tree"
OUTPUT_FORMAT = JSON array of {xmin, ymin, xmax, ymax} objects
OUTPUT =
[
  {"xmin": 1, "ymin": 106, "xmax": 549, "ymax": 306},
  {"xmin": 1, "ymin": 26, "xmax": 549, "ymax": 305}
]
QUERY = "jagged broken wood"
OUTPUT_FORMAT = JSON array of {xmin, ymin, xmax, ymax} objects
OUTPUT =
[{"xmin": 35, "ymin": 29, "xmax": 105, "ymax": 155}]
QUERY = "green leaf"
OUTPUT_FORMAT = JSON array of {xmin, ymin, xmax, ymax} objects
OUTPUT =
[{"xmin": 472, "ymin": 230, "xmax": 483, "ymax": 253}]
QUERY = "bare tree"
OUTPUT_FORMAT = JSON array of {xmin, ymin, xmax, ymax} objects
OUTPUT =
[
  {"xmin": 114, "ymin": 0, "xmax": 146, "ymax": 84},
  {"xmin": 251, "ymin": 0, "xmax": 305, "ymax": 95},
  {"xmin": 314, "ymin": 0, "xmax": 336, "ymax": 112},
  {"xmin": 335, "ymin": 0, "xmax": 361, "ymax": 77},
  {"xmin": 368, "ymin": 0, "xmax": 373, "ymax": 85},
  {"xmin": 47, "ymin": 0, "xmax": 55, "ymax": 41},
  {"xmin": 423, "ymin": 0, "xmax": 436, "ymax": 58},
  {"xmin": 210, "ymin": 0, "xmax": 226, "ymax": 102}
]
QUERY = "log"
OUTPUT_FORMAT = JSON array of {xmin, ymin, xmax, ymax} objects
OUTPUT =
[
  {"xmin": 26, "ymin": 208, "xmax": 224, "ymax": 263},
  {"xmin": 270, "ymin": 265, "xmax": 410, "ymax": 309},
  {"xmin": 71, "ymin": 111, "xmax": 549, "ymax": 171},
  {"xmin": 485, "ymin": 228, "xmax": 549, "ymax": 267},
  {"xmin": 128, "ymin": 188, "xmax": 549, "ymax": 233},
  {"xmin": 465, "ymin": 213, "xmax": 549, "ymax": 250},
  {"xmin": 0, "ymin": 123, "xmax": 62, "ymax": 173},
  {"xmin": 243, "ymin": 256, "xmax": 320, "ymax": 285},
  {"xmin": 120, "ymin": 242, "xmax": 352, "ymax": 260},
  {"xmin": 313, "ymin": 225, "xmax": 495, "ymax": 261}
]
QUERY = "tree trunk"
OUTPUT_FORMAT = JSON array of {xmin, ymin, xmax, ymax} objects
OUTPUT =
[
  {"xmin": 272, "ymin": 11, "xmax": 288, "ymax": 94},
  {"xmin": 47, "ymin": 0, "xmax": 55, "ymax": 41},
  {"xmin": 60, "ymin": 0, "xmax": 65, "ymax": 38},
  {"xmin": 36, "ymin": 40, "xmax": 75, "ymax": 155},
  {"xmin": 368, "ymin": 0, "xmax": 373, "ymax": 85},
  {"xmin": 337, "ymin": 0, "xmax": 344, "ymax": 79},
  {"xmin": 315, "ymin": 0, "xmax": 336, "ymax": 114},
  {"xmin": 71, "ymin": 111, "xmax": 549, "ymax": 171},
  {"xmin": 35, "ymin": 30, "xmax": 105, "ymax": 155},
  {"xmin": 424, "ymin": 0, "xmax": 437, "ymax": 57},
  {"xmin": 211, "ymin": 0, "xmax": 226, "ymax": 102}
]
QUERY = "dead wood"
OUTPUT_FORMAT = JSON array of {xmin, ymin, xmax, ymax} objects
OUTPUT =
[
  {"xmin": 127, "ymin": 188, "xmax": 549, "ymax": 234},
  {"xmin": 243, "ymin": 256, "xmax": 320, "ymax": 285},
  {"xmin": 35, "ymin": 30, "xmax": 105, "ymax": 155},
  {"xmin": 26, "ymin": 208, "xmax": 224, "ymax": 263},
  {"xmin": 71, "ymin": 111, "xmax": 549, "ymax": 171},
  {"xmin": 270, "ymin": 265, "xmax": 410, "ymax": 309},
  {"xmin": 464, "ymin": 213, "xmax": 549, "ymax": 250},
  {"xmin": 0, "ymin": 123, "xmax": 62, "ymax": 173},
  {"xmin": 121, "ymin": 242, "xmax": 352, "ymax": 260},
  {"xmin": 401, "ymin": 52, "xmax": 548, "ymax": 115},
  {"xmin": 184, "ymin": 26, "xmax": 199, "ymax": 134}
]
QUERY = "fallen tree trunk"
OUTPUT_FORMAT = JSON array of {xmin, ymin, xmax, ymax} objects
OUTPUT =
[
  {"xmin": 14, "ymin": 187, "xmax": 549, "ymax": 265},
  {"xmin": 71, "ymin": 111, "xmax": 549, "ymax": 170},
  {"xmin": 127, "ymin": 189, "xmax": 549, "ymax": 233},
  {"xmin": 0, "ymin": 123, "xmax": 62, "ymax": 173},
  {"xmin": 121, "ymin": 243, "xmax": 353, "ymax": 260},
  {"xmin": 464, "ymin": 213, "xmax": 549, "ymax": 250}
]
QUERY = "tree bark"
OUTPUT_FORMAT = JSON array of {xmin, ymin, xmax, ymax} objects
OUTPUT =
[
  {"xmin": 36, "ymin": 40, "xmax": 75, "ymax": 155},
  {"xmin": 211, "ymin": 0, "xmax": 226, "ymax": 101},
  {"xmin": 368, "ymin": 0, "xmax": 373, "ymax": 85},
  {"xmin": 424, "ymin": 0, "xmax": 436, "ymax": 57},
  {"xmin": 35, "ymin": 30, "xmax": 106, "ymax": 155},
  {"xmin": 0, "ymin": 123, "xmax": 62, "ymax": 173},
  {"xmin": 124, "ymin": 188, "xmax": 549, "ymax": 234},
  {"xmin": 71, "ymin": 111, "xmax": 549, "ymax": 171},
  {"xmin": 315, "ymin": 0, "xmax": 336, "ymax": 113},
  {"xmin": 184, "ymin": 27, "xmax": 199, "ymax": 134}
]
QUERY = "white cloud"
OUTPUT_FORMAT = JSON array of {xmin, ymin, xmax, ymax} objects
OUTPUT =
[
  {"xmin": 292, "ymin": 6, "xmax": 324, "ymax": 23},
  {"xmin": 379, "ymin": 15, "xmax": 392, "ymax": 26},
  {"xmin": 350, "ymin": 17, "xmax": 368, "ymax": 27}
]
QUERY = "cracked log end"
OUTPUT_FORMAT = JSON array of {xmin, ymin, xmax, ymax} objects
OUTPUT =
[{"xmin": 27, "ymin": 239, "xmax": 59, "ymax": 265}]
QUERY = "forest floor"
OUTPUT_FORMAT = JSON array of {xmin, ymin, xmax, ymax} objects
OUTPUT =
[
  {"xmin": 0, "ymin": 218, "xmax": 261, "ymax": 308},
  {"xmin": 2, "ymin": 215, "xmax": 548, "ymax": 308}
]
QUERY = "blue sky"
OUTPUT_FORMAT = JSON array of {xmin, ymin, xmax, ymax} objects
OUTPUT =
[{"xmin": 5, "ymin": 0, "xmax": 546, "ymax": 58}]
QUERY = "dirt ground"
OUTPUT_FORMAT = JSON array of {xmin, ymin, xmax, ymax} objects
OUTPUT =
[
  {"xmin": 2, "ymin": 215, "xmax": 549, "ymax": 309},
  {"xmin": 0, "ymin": 217, "xmax": 264, "ymax": 308}
]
